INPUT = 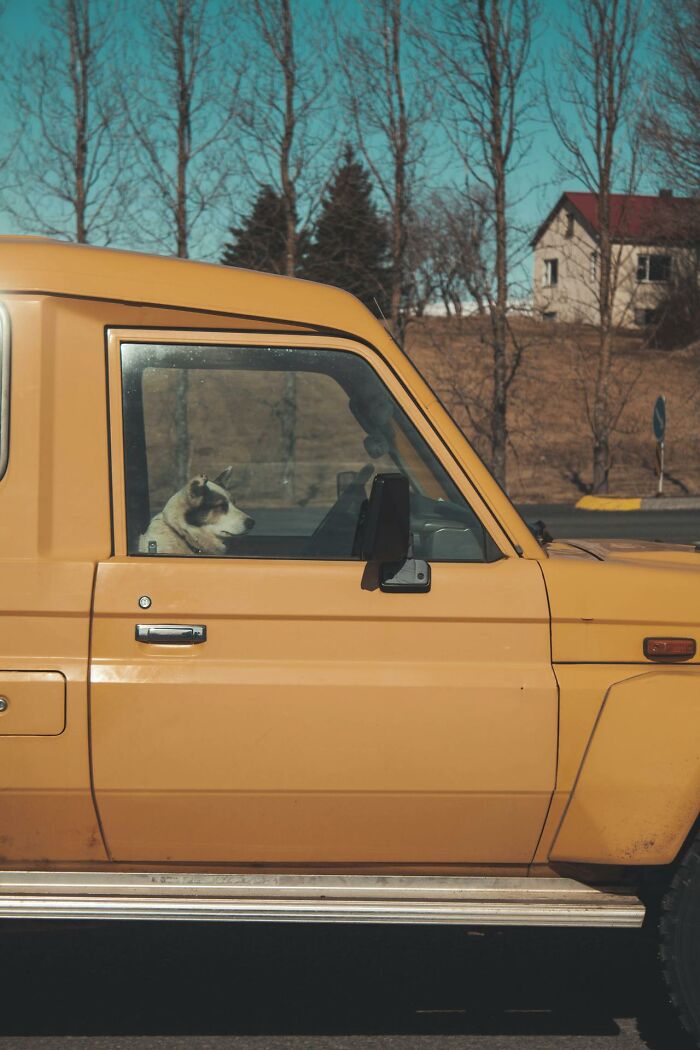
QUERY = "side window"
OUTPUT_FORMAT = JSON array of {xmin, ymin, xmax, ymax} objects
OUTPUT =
[
  {"xmin": 121, "ymin": 343, "xmax": 494, "ymax": 563},
  {"xmin": 0, "ymin": 304, "xmax": 10, "ymax": 481}
]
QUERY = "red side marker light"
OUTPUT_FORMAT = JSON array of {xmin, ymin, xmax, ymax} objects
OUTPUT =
[{"xmin": 644, "ymin": 637, "xmax": 696, "ymax": 661}]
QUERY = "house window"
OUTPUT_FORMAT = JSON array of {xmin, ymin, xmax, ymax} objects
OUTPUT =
[
  {"xmin": 634, "ymin": 308, "xmax": 659, "ymax": 326},
  {"xmin": 565, "ymin": 213, "xmax": 575, "ymax": 238},
  {"xmin": 590, "ymin": 251, "xmax": 599, "ymax": 281},
  {"xmin": 542, "ymin": 311, "xmax": 557, "ymax": 321},
  {"xmin": 636, "ymin": 254, "xmax": 671, "ymax": 283},
  {"xmin": 543, "ymin": 258, "xmax": 558, "ymax": 287}
]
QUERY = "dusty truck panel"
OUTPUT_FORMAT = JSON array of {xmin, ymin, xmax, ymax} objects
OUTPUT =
[
  {"xmin": 551, "ymin": 669, "xmax": 700, "ymax": 865},
  {"xmin": 0, "ymin": 296, "xmax": 107, "ymax": 863},
  {"xmin": 539, "ymin": 545, "xmax": 700, "ymax": 865},
  {"xmin": 542, "ymin": 541, "xmax": 700, "ymax": 665}
]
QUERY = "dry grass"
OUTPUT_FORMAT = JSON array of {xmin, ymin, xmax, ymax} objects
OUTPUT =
[{"xmin": 405, "ymin": 316, "xmax": 700, "ymax": 502}]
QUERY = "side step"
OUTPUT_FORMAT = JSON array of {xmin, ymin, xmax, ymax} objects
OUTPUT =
[{"xmin": 0, "ymin": 872, "xmax": 644, "ymax": 928}]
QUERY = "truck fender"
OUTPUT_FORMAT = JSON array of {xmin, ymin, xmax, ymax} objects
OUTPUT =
[{"xmin": 551, "ymin": 668, "xmax": 700, "ymax": 865}]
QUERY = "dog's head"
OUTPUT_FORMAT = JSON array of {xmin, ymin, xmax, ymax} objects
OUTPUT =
[{"xmin": 164, "ymin": 472, "xmax": 254, "ymax": 555}]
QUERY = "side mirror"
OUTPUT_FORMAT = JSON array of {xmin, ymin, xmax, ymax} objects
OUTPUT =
[{"xmin": 361, "ymin": 473, "xmax": 410, "ymax": 563}]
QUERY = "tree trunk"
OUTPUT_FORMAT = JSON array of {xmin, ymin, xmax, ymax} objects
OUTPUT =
[
  {"xmin": 389, "ymin": 0, "xmax": 407, "ymax": 344},
  {"xmin": 68, "ymin": 0, "xmax": 89, "ymax": 243},
  {"xmin": 173, "ymin": 369, "xmax": 190, "ymax": 487},
  {"xmin": 279, "ymin": 0, "xmax": 297, "ymax": 497},
  {"xmin": 174, "ymin": 0, "xmax": 190, "ymax": 481},
  {"xmin": 592, "ymin": 172, "xmax": 613, "ymax": 493},
  {"xmin": 175, "ymin": 0, "xmax": 189, "ymax": 261},
  {"xmin": 489, "ymin": 1, "xmax": 509, "ymax": 490}
]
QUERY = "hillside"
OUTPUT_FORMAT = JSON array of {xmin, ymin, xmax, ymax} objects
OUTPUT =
[{"xmin": 405, "ymin": 317, "xmax": 700, "ymax": 503}]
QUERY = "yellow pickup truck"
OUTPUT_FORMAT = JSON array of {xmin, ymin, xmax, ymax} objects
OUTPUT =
[{"xmin": 0, "ymin": 238, "xmax": 698, "ymax": 1040}]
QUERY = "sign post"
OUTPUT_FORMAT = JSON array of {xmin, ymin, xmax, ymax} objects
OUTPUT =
[{"xmin": 653, "ymin": 395, "xmax": 666, "ymax": 497}]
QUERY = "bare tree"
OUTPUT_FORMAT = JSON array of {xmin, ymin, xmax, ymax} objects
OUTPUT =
[
  {"xmin": 547, "ymin": 0, "xmax": 643, "ymax": 493},
  {"xmin": 0, "ymin": 0, "xmax": 123, "ymax": 243},
  {"xmin": 643, "ymin": 0, "xmax": 700, "ymax": 197},
  {"xmin": 235, "ymin": 0, "xmax": 330, "ymax": 499},
  {"xmin": 237, "ymin": 0, "xmax": 328, "ymax": 278},
  {"xmin": 407, "ymin": 189, "xmax": 488, "ymax": 317},
  {"xmin": 122, "ymin": 0, "xmax": 240, "ymax": 485},
  {"xmin": 421, "ymin": 0, "xmax": 537, "ymax": 488},
  {"xmin": 336, "ymin": 0, "xmax": 429, "ymax": 344},
  {"xmin": 123, "ymin": 0, "xmax": 237, "ymax": 260}
]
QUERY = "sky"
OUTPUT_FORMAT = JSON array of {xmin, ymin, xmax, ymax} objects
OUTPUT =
[{"xmin": 0, "ymin": 0, "xmax": 658, "ymax": 293}]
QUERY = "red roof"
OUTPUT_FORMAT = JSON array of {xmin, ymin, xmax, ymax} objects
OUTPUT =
[{"xmin": 533, "ymin": 191, "xmax": 700, "ymax": 245}]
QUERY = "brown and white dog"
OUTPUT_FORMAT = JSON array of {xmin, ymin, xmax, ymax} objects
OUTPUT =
[{"xmin": 139, "ymin": 470, "xmax": 254, "ymax": 555}]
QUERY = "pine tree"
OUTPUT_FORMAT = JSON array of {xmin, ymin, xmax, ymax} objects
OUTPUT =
[
  {"xmin": 221, "ymin": 186, "xmax": 289, "ymax": 274},
  {"xmin": 303, "ymin": 146, "xmax": 390, "ymax": 314}
]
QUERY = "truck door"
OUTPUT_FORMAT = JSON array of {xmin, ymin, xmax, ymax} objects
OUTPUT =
[{"xmin": 89, "ymin": 332, "xmax": 557, "ymax": 865}]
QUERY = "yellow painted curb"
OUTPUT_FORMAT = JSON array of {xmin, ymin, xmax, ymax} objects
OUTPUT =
[{"xmin": 576, "ymin": 495, "xmax": 643, "ymax": 511}]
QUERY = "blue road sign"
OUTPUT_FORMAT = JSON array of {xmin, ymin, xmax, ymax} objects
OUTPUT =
[{"xmin": 653, "ymin": 395, "xmax": 666, "ymax": 442}]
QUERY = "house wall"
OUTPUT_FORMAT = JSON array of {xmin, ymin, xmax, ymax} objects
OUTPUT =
[
  {"xmin": 533, "ymin": 208, "xmax": 600, "ymax": 324},
  {"xmin": 532, "ymin": 206, "xmax": 694, "ymax": 327}
]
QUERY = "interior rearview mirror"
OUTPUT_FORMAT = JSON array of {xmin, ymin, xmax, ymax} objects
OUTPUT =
[{"xmin": 361, "ymin": 473, "xmax": 410, "ymax": 563}]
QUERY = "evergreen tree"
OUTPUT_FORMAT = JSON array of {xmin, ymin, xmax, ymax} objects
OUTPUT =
[
  {"xmin": 221, "ymin": 186, "xmax": 290, "ymax": 274},
  {"xmin": 303, "ymin": 147, "xmax": 390, "ymax": 314}
]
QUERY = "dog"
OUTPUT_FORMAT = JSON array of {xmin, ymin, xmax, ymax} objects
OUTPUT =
[{"xmin": 139, "ymin": 469, "xmax": 254, "ymax": 555}]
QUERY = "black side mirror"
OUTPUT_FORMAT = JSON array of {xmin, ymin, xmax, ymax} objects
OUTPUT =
[
  {"xmin": 359, "ymin": 474, "xmax": 431, "ymax": 593},
  {"xmin": 361, "ymin": 473, "xmax": 410, "ymax": 563}
]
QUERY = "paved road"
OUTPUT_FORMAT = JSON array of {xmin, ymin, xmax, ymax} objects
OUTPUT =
[
  {"xmin": 2, "ymin": 506, "xmax": 699, "ymax": 1050},
  {"xmin": 517, "ymin": 504, "xmax": 700, "ymax": 545},
  {"xmin": 0, "ymin": 920, "xmax": 696, "ymax": 1050}
]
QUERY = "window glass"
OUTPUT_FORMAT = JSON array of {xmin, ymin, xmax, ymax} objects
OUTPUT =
[
  {"xmin": 121, "ymin": 343, "xmax": 493, "ymax": 562},
  {"xmin": 649, "ymin": 254, "xmax": 671, "ymax": 282},
  {"xmin": 637, "ymin": 254, "xmax": 671, "ymax": 283},
  {"xmin": 543, "ymin": 258, "xmax": 558, "ymax": 286}
]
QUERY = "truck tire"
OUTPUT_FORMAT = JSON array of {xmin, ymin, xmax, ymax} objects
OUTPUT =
[{"xmin": 660, "ymin": 828, "xmax": 700, "ymax": 1043}]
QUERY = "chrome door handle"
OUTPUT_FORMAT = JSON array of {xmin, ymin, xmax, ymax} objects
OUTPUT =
[{"xmin": 135, "ymin": 624, "xmax": 207, "ymax": 645}]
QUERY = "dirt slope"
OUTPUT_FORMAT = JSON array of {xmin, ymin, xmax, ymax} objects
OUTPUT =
[{"xmin": 405, "ymin": 317, "xmax": 700, "ymax": 503}]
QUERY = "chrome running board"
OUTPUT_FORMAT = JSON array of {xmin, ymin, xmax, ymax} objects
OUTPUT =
[{"xmin": 0, "ymin": 872, "xmax": 644, "ymax": 927}]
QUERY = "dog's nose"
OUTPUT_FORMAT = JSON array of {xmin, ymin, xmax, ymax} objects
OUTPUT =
[{"xmin": 244, "ymin": 516, "xmax": 255, "ymax": 532}]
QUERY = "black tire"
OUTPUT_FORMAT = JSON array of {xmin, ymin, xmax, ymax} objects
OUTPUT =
[{"xmin": 660, "ymin": 828, "xmax": 700, "ymax": 1044}]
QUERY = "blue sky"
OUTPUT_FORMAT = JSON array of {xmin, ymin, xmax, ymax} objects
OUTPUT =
[{"xmin": 0, "ymin": 0, "xmax": 656, "ymax": 291}]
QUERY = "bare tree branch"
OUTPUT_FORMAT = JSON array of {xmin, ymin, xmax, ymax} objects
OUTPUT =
[
  {"xmin": 0, "ymin": 0, "xmax": 125, "ymax": 243},
  {"xmin": 546, "ymin": 0, "xmax": 644, "ymax": 493},
  {"xmin": 121, "ymin": 0, "xmax": 240, "ymax": 258},
  {"xmin": 641, "ymin": 0, "xmax": 700, "ymax": 196},
  {"xmin": 420, "ymin": 0, "xmax": 538, "ymax": 487},
  {"xmin": 235, "ymin": 0, "xmax": 331, "ymax": 276},
  {"xmin": 335, "ymin": 0, "xmax": 431, "ymax": 344}
]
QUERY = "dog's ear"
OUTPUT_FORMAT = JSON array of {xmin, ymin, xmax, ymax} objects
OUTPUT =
[
  {"xmin": 213, "ymin": 465, "xmax": 236, "ymax": 491},
  {"xmin": 187, "ymin": 474, "xmax": 208, "ymax": 506}
]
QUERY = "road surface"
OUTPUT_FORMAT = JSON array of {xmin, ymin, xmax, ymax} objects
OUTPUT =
[
  {"xmin": 517, "ymin": 503, "xmax": 700, "ymax": 546},
  {"xmin": 0, "ymin": 919, "xmax": 696, "ymax": 1049}
]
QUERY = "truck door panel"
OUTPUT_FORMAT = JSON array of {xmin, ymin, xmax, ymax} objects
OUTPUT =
[{"xmin": 90, "ymin": 333, "xmax": 558, "ymax": 865}]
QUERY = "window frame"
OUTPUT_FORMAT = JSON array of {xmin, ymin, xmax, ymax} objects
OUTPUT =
[
  {"xmin": 0, "ymin": 303, "xmax": 11, "ymax": 483},
  {"xmin": 589, "ymin": 250, "xmax": 599, "ymax": 282},
  {"xmin": 636, "ymin": 253, "xmax": 672, "ymax": 284},
  {"xmin": 106, "ymin": 329, "xmax": 511, "ymax": 562},
  {"xmin": 543, "ymin": 258, "xmax": 558, "ymax": 287}
]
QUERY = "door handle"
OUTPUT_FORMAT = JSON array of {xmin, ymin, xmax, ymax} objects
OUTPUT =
[{"xmin": 135, "ymin": 624, "xmax": 207, "ymax": 645}]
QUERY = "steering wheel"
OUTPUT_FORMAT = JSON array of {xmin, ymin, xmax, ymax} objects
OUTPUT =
[{"xmin": 306, "ymin": 464, "xmax": 375, "ymax": 556}]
